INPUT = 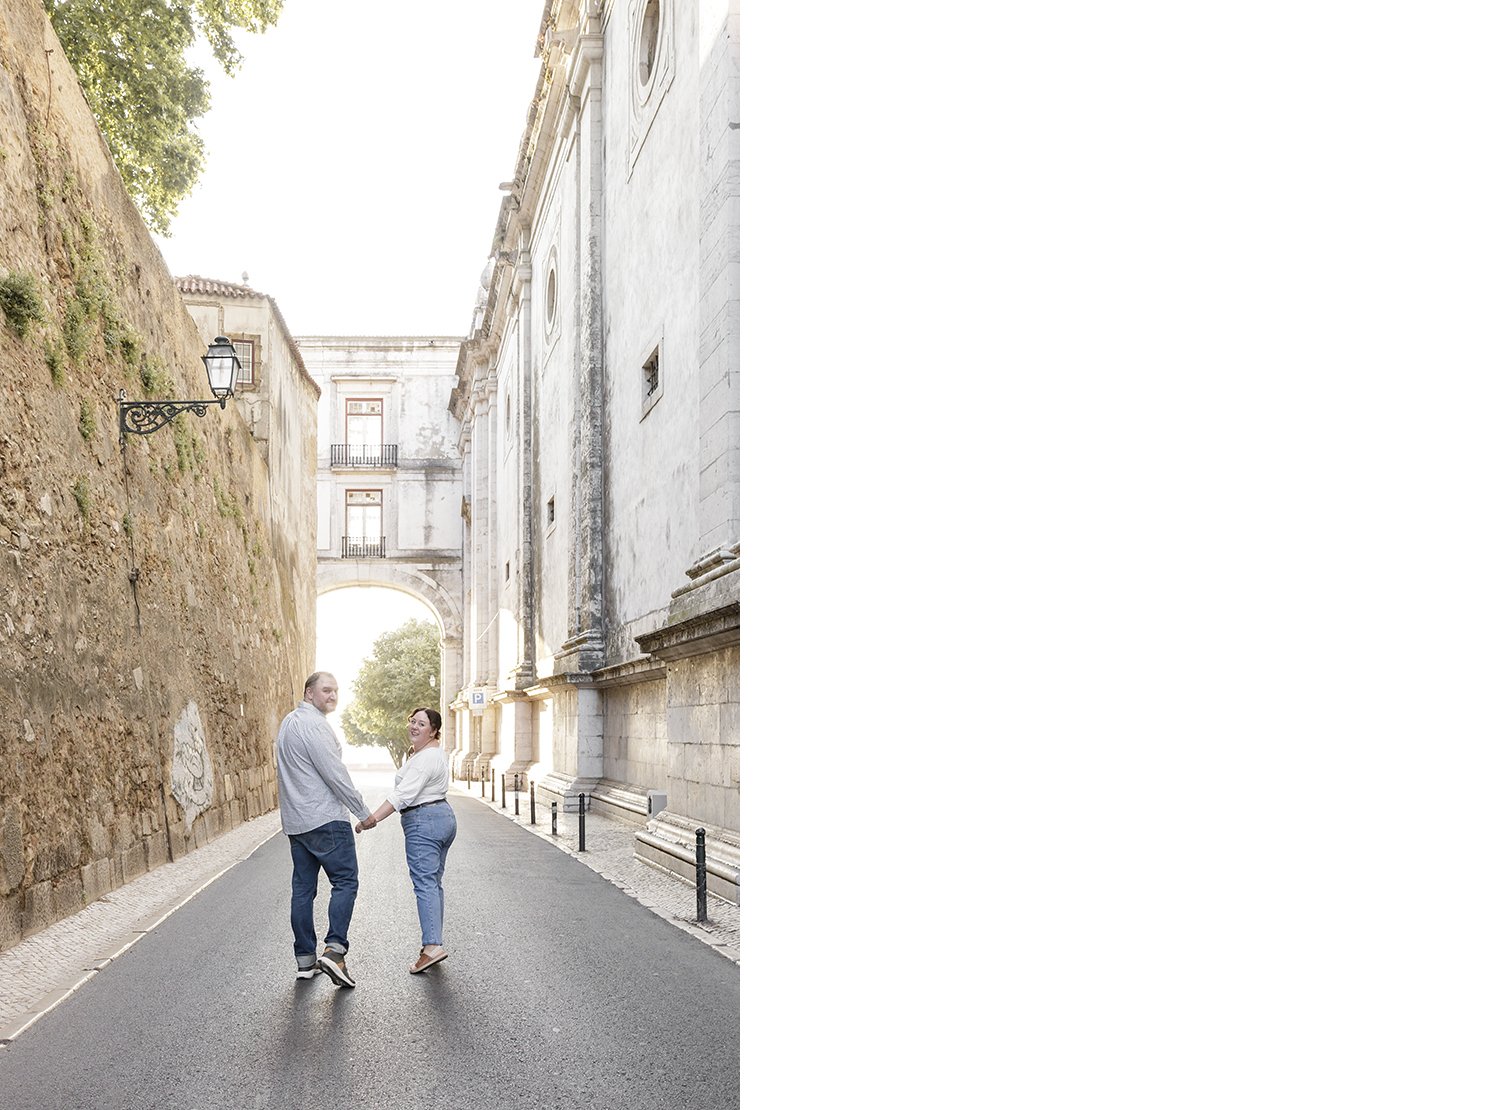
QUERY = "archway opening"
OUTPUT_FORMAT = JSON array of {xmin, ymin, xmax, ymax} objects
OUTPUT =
[{"xmin": 316, "ymin": 585, "xmax": 445, "ymax": 772}]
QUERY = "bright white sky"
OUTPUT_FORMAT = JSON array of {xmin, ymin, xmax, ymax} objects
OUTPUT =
[
  {"xmin": 152, "ymin": 4, "xmax": 537, "ymax": 748},
  {"xmin": 151, "ymin": 0, "xmax": 543, "ymax": 336}
]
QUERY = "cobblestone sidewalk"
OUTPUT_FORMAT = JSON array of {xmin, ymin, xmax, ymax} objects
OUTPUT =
[{"xmin": 451, "ymin": 778, "xmax": 740, "ymax": 964}]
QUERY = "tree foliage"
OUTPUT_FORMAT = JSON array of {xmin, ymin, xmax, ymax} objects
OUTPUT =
[
  {"xmin": 45, "ymin": 0, "xmax": 283, "ymax": 232},
  {"xmin": 342, "ymin": 619, "xmax": 441, "ymax": 766}
]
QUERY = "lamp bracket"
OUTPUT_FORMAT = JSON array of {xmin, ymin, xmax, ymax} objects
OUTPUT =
[{"xmin": 117, "ymin": 391, "xmax": 228, "ymax": 446}]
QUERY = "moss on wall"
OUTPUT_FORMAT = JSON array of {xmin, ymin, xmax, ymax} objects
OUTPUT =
[{"xmin": 0, "ymin": 0, "xmax": 314, "ymax": 949}]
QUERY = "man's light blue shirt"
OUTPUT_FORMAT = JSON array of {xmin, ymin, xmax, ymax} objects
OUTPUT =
[{"xmin": 274, "ymin": 701, "xmax": 370, "ymax": 835}]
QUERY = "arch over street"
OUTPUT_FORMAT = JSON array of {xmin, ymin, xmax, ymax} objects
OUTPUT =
[{"xmin": 316, "ymin": 564, "xmax": 464, "ymax": 720}]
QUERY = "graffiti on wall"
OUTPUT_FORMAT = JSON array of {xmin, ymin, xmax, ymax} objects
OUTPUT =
[{"xmin": 170, "ymin": 701, "xmax": 215, "ymax": 830}]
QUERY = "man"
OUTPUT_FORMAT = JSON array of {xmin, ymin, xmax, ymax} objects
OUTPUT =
[{"xmin": 275, "ymin": 672, "xmax": 371, "ymax": 987}]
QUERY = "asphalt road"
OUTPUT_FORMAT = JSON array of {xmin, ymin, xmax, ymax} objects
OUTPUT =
[{"xmin": 0, "ymin": 792, "xmax": 739, "ymax": 1109}]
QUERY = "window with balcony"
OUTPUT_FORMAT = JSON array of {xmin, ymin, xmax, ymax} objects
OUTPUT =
[
  {"xmin": 333, "ymin": 399, "xmax": 398, "ymax": 467},
  {"xmin": 343, "ymin": 489, "xmax": 385, "ymax": 558}
]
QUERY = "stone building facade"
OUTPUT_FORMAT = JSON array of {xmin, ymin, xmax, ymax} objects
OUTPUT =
[
  {"xmin": 296, "ymin": 337, "xmax": 465, "ymax": 715},
  {"xmin": 0, "ymin": 0, "xmax": 316, "ymax": 949},
  {"xmin": 452, "ymin": 0, "xmax": 740, "ymax": 899},
  {"xmin": 176, "ymin": 275, "xmax": 321, "ymax": 635}
]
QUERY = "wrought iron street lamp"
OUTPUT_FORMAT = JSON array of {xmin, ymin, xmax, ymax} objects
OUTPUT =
[{"xmin": 117, "ymin": 336, "xmax": 241, "ymax": 448}]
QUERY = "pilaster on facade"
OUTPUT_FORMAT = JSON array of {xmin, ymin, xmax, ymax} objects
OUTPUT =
[
  {"xmin": 484, "ymin": 369, "xmax": 504, "ymax": 687},
  {"xmin": 527, "ymin": 673, "xmax": 605, "ymax": 811},
  {"xmin": 556, "ymin": 28, "xmax": 608, "ymax": 677},
  {"xmin": 472, "ymin": 376, "xmax": 497, "ymax": 681},
  {"xmin": 513, "ymin": 246, "xmax": 539, "ymax": 689},
  {"xmin": 457, "ymin": 682, "xmax": 501, "ymax": 779},
  {"xmin": 497, "ymin": 687, "xmax": 538, "ymax": 783}
]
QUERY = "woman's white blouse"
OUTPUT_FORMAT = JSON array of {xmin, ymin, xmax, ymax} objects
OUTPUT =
[{"xmin": 387, "ymin": 747, "xmax": 450, "ymax": 813}]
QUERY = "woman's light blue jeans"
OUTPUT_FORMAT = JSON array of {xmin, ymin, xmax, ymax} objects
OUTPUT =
[{"xmin": 401, "ymin": 800, "xmax": 457, "ymax": 946}]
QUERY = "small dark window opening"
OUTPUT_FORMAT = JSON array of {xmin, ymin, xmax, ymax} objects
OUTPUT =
[
  {"xmin": 643, "ymin": 349, "xmax": 660, "ymax": 398},
  {"xmin": 638, "ymin": 0, "xmax": 661, "ymax": 86},
  {"xmin": 547, "ymin": 497, "xmax": 555, "ymax": 526}
]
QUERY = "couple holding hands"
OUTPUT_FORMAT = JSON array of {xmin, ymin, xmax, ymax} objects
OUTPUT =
[{"xmin": 273, "ymin": 672, "xmax": 458, "ymax": 985}]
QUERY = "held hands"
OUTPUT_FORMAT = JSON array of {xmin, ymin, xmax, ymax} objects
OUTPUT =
[{"xmin": 355, "ymin": 814, "xmax": 378, "ymax": 834}]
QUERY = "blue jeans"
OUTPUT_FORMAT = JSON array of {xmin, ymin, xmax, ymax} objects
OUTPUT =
[
  {"xmin": 401, "ymin": 801, "xmax": 456, "ymax": 946},
  {"xmin": 288, "ymin": 820, "xmax": 359, "ymax": 962}
]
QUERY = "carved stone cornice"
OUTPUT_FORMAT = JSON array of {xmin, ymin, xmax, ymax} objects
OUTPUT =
[
  {"xmin": 469, "ymin": 328, "xmax": 500, "ymax": 371},
  {"xmin": 635, "ymin": 601, "xmax": 738, "ymax": 663},
  {"xmin": 524, "ymin": 671, "xmax": 602, "ymax": 696},
  {"xmin": 638, "ymin": 546, "xmax": 741, "ymax": 662}
]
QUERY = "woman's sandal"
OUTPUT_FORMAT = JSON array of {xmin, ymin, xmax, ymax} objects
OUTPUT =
[{"xmin": 409, "ymin": 946, "xmax": 448, "ymax": 974}]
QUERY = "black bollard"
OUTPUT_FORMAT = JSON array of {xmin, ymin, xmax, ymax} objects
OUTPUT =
[
  {"xmin": 489, "ymin": 767, "xmax": 495, "ymax": 802},
  {"xmin": 500, "ymin": 771, "xmax": 506, "ymax": 808},
  {"xmin": 530, "ymin": 784, "xmax": 536, "ymax": 825},
  {"xmin": 550, "ymin": 800, "xmax": 557, "ymax": 837},
  {"xmin": 578, "ymin": 793, "xmax": 587, "ymax": 852},
  {"xmin": 514, "ymin": 775, "xmax": 520, "ymax": 816},
  {"xmin": 696, "ymin": 828, "xmax": 708, "ymax": 923}
]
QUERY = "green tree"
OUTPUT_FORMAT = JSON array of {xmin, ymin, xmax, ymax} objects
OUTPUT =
[
  {"xmin": 45, "ymin": 0, "xmax": 284, "ymax": 232},
  {"xmin": 342, "ymin": 619, "xmax": 441, "ymax": 766}
]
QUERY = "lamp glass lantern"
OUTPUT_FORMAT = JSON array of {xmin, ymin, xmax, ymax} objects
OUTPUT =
[{"xmin": 201, "ymin": 336, "xmax": 241, "ymax": 401}]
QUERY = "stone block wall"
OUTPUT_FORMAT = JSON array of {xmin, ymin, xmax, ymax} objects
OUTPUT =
[
  {"xmin": 665, "ymin": 644, "xmax": 739, "ymax": 832},
  {"xmin": 0, "ymin": 0, "xmax": 314, "ymax": 950},
  {"xmin": 602, "ymin": 677, "xmax": 668, "ymax": 793}
]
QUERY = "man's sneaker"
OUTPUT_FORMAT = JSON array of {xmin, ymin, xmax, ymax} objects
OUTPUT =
[
  {"xmin": 409, "ymin": 945, "xmax": 448, "ymax": 974},
  {"xmin": 295, "ymin": 964, "xmax": 318, "ymax": 980},
  {"xmin": 317, "ymin": 948, "xmax": 356, "ymax": 988}
]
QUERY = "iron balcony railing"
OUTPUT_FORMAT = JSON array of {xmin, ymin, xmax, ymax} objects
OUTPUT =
[
  {"xmin": 330, "ymin": 443, "xmax": 399, "ymax": 468},
  {"xmin": 341, "ymin": 536, "xmax": 386, "ymax": 559}
]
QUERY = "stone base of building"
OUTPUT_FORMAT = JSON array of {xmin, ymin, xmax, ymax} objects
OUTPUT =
[
  {"xmin": 635, "ymin": 810, "xmax": 740, "ymax": 905},
  {"xmin": 532, "ymin": 771, "xmax": 603, "ymax": 813},
  {"xmin": 496, "ymin": 762, "xmax": 532, "ymax": 793},
  {"xmin": 531, "ymin": 778, "xmax": 659, "ymax": 827},
  {"xmin": 460, "ymin": 752, "xmax": 500, "ymax": 782}
]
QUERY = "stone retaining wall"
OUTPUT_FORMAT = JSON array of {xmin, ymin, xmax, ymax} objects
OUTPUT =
[{"xmin": 0, "ymin": 0, "xmax": 313, "ymax": 949}]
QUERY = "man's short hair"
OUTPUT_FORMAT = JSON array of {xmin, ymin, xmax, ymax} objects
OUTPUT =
[{"xmin": 304, "ymin": 671, "xmax": 334, "ymax": 693}]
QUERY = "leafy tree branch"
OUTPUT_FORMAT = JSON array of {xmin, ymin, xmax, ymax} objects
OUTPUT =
[
  {"xmin": 45, "ymin": 0, "xmax": 283, "ymax": 232},
  {"xmin": 342, "ymin": 618, "xmax": 442, "ymax": 766}
]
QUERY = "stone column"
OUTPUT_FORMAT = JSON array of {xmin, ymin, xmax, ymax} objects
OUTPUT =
[
  {"xmin": 472, "ymin": 375, "xmax": 498, "ymax": 777},
  {"xmin": 455, "ymin": 415, "xmax": 478, "ymax": 770},
  {"xmin": 441, "ymin": 634, "xmax": 462, "ymax": 754},
  {"xmin": 474, "ymin": 378, "xmax": 494, "ymax": 685},
  {"xmin": 575, "ymin": 687, "xmax": 603, "ymax": 781},
  {"xmin": 513, "ymin": 246, "xmax": 537, "ymax": 689},
  {"xmin": 557, "ymin": 24, "xmax": 606, "ymax": 674},
  {"xmin": 485, "ymin": 353, "xmax": 504, "ymax": 771}
]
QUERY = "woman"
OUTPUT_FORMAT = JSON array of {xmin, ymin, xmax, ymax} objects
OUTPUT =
[{"xmin": 356, "ymin": 708, "xmax": 456, "ymax": 973}]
